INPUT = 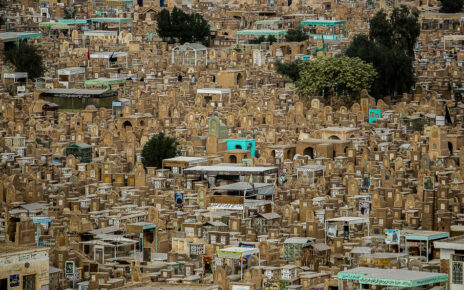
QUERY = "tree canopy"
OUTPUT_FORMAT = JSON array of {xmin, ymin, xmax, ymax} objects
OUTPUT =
[
  {"xmin": 275, "ymin": 60, "xmax": 303, "ymax": 82},
  {"xmin": 346, "ymin": 35, "xmax": 415, "ymax": 98},
  {"xmin": 296, "ymin": 56, "xmax": 376, "ymax": 99},
  {"xmin": 345, "ymin": 6, "xmax": 419, "ymax": 98},
  {"xmin": 4, "ymin": 42, "xmax": 45, "ymax": 80},
  {"xmin": 141, "ymin": 132, "xmax": 179, "ymax": 168},
  {"xmin": 369, "ymin": 6, "xmax": 420, "ymax": 57},
  {"xmin": 439, "ymin": 0, "xmax": 464, "ymax": 13},
  {"xmin": 285, "ymin": 26, "xmax": 309, "ymax": 42},
  {"xmin": 156, "ymin": 7, "xmax": 210, "ymax": 45}
]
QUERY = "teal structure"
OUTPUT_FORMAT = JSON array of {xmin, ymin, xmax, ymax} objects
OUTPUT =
[
  {"xmin": 226, "ymin": 139, "xmax": 256, "ymax": 157},
  {"xmin": 368, "ymin": 109, "xmax": 381, "ymax": 123},
  {"xmin": 58, "ymin": 19, "xmax": 89, "ymax": 24},
  {"xmin": 33, "ymin": 217, "xmax": 52, "ymax": 247},
  {"xmin": 300, "ymin": 19, "xmax": 346, "ymax": 40},
  {"xmin": 403, "ymin": 231, "xmax": 449, "ymax": 262},
  {"xmin": 338, "ymin": 267, "xmax": 448, "ymax": 289}
]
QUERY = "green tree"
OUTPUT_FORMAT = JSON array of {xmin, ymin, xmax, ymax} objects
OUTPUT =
[
  {"xmin": 4, "ymin": 43, "xmax": 45, "ymax": 80},
  {"xmin": 390, "ymin": 6, "xmax": 420, "ymax": 57},
  {"xmin": 276, "ymin": 60, "xmax": 303, "ymax": 82},
  {"xmin": 156, "ymin": 7, "xmax": 210, "ymax": 45},
  {"xmin": 285, "ymin": 26, "xmax": 309, "ymax": 42},
  {"xmin": 346, "ymin": 35, "xmax": 415, "ymax": 98},
  {"xmin": 346, "ymin": 6, "xmax": 419, "ymax": 98},
  {"xmin": 369, "ymin": 7, "xmax": 419, "ymax": 57},
  {"xmin": 191, "ymin": 12, "xmax": 210, "ymax": 44},
  {"xmin": 141, "ymin": 133, "xmax": 179, "ymax": 168},
  {"xmin": 249, "ymin": 35, "xmax": 277, "ymax": 44},
  {"xmin": 439, "ymin": 0, "xmax": 464, "ymax": 13},
  {"xmin": 156, "ymin": 9, "xmax": 172, "ymax": 40},
  {"xmin": 369, "ymin": 10, "xmax": 393, "ymax": 48},
  {"xmin": 296, "ymin": 56, "xmax": 377, "ymax": 99}
]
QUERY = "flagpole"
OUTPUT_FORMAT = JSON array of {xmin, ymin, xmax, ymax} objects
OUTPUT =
[
  {"xmin": 272, "ymin": 180, "xmax": 276, "ymax": 213},
  {"xmin": 243, "ymin": 188, "xmax": 246, "ymax": 220}
]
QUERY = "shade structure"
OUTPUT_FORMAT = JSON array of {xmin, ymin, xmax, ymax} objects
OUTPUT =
[{"xmin": 338, "ymin": 267, "xmax": 448, "ymax": 288}]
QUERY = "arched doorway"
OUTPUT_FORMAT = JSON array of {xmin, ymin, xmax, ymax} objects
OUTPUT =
[
  {"xmin": 123, "ymin": 120, "xmax": 132, "ymax": 128},
  {"xmin": 229, "ymin": 155, "xmax": 237, "ymax": 163},
  {"xmin": 139, "ymin": 120, "xmax": 145, "ymax": 127},
  {"xmin": 303, "ymin": 147, "xmax": 315, "ymax": 159},
  {"xmin": 236, "ymin": 73, "xmax": 244, "ymax": 87},
  {"xmin": 329, "ymin": 135, "xmax": 340, "ymax": 140},
  {"xmin": 235, "ymin": 145, "xmax": 243, "ymax": 150},
  {"xmin": 448, "ymin": 142, "xmax": 453, "ymax": 154}
]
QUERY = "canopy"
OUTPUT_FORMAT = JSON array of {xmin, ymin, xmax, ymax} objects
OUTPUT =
[
  {"xmin": 255, "ymin": 19, "xmax": 283, "ymax": 25},
  {"xmin": 213, "ymin": 182, "xmax": 275, "ymax": 196},
  {"xmin": 197, "ymin": 88, "xmax": 231, "ymax": 95},
  {"xmin": 84, "ymin": 30, "xmax": 117, "ymax": 37},
  {"xmin": 39, "ymin": 22, "xmax": 71, "ymax": 28},
  {"xmin": 338, "ymin": 267, "xmax": 448, "ymax": 288},
  {"xmin": 0, "ymin": 32, "xmax": 42, "ymax": 42},
  {"xmin": 326, "ymin": 217, "xmax": 369, "ymax": 225},
  {"xmin": 90, "ymin": 18, "xmax": 133, "ymax": 23},
  {"xmin": 301, "ymin": 19, "xmax": 345, "ymax": 25},
  {"xmin": 90, "ymin": 52, "xmax": 128, "ymax": 59},
  {"xmin": 184, "ymin": 165, "xmax": 278, "ymax": 176},
  {"xmin": 58, "ymin": 19, "xmax": 88, "ymax": 24},
  {"xmin": 237, "ymin": 29, "xmax": 287, "ymax": 36},
  {"xmin": 58, "ymin": 67, "xmax": 86, "ymax": 75},
  {"xmin": 85, "ymin": 78, "xmax": 126, "ymax": 86},
  {"xmin": 172, "ymin": 43, "xmax": 207, "ymax": 51},
  {"xmin": 216, "ymin": 247, "xmax": 260, "ymax": 259}
]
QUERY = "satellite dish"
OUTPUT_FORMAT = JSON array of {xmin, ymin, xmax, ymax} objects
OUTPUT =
[{"xmin": 293, "ymin": 154, "xmax": 301, "ymax": 160}]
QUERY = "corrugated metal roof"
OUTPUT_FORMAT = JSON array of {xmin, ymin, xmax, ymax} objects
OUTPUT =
[{"xmin": 45, "ymin": 88, "xmax": 108, "ymax": 95}]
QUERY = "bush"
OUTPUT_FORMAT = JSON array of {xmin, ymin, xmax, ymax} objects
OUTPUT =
[
  {"xmin": 439, "ymin": 0, "xmax": 464, "ymax": 13},
  {"xmin": 4, "ymin": 42, "xmax": 45, "ymax": 80},
  {"xmin": 275, "ymin": 60, "xmax": 303, "ymax": 82},
  {"xmin": 296, "ymin": 56, "xmax": 377, "ymax": 100},
  {"xmin": 285, "ymin": 26, "xmax": 309, "ymax": 42},
  {"xmin": 345, "ymin": 6, "xmax": 419, "ymax": 98},
  {"xmin": 141, "ymin": 133, "xmax": 179, "ymax": 168},
  {"xmin": 156, "ymin": 7, "xmax": 210, "ymax": 45}
]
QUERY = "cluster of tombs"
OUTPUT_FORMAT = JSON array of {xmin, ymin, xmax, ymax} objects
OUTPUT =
[{"xmin": 3, "ymin": 0, "xmax": 464, "ymax": 290}]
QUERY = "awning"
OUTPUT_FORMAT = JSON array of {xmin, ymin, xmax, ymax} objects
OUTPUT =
[{"xmin": 217, "ymin": 247, "xmax": 259, "ymax": 259}]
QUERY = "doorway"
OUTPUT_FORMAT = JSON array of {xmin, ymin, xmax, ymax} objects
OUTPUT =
[
  {"xmin": 0, "ymin": 278, "xmax": 7, "ymax": 290},
  {"xmin": 23, "ymin": 274, "xmax": 36, "ymax": 290}
]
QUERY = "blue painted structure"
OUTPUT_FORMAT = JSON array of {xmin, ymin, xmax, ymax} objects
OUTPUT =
[
  {"xmin": 403, "ymin": 231, "xmax": 449, "ymax": 262},
  {"xmin": 368, "ymin": 109, "xmax": 382, "ymax": 124},
  {"xmin": 226, "ymin": 139, "xmax": 256, "ymax": 157},
  {"xmin": 33, "ymin": 217, "xmax": 52, "ymax": 247},
  {"xmin": 300, "ymin": 19, "xmax": 346, "ymax": 40}
]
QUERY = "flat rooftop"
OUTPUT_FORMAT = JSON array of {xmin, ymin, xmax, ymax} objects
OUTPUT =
[
  {"xmin": 212, "ymin": 181, "xmax": 274, "ymax": 191},
  {"xmin": 434, "ymin": 235, "xmax": 464, "ymax": 250},
  {"xmin": 0, "ymin": 32, "xmax": 42, "ymax": 42},
  {"xmin": 338, "ymin": 267, "xmax": 448, "ymax": 287},
  {"xmin": 184, "ymin": 165, "xmax": 278, "ymax": 176}
]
